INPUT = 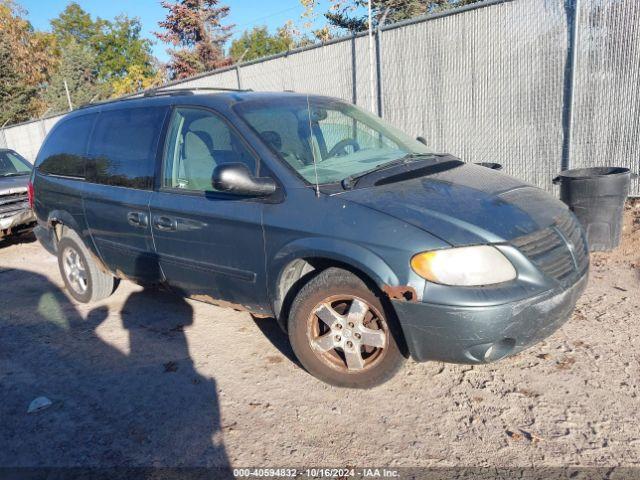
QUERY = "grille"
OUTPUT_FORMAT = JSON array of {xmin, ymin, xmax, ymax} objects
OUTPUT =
[
  {"xmin": 555, "ymin": 212, "xmax": 590, "ymax": 274},
  {"xmin": 511, "ymin": 212, "xmax": 589, "ymax": 284},
  {"xmin": 0, "ymin": 191, "xmax": 29, "ymax": 218}
]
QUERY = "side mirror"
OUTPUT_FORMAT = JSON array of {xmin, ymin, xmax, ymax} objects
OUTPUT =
[
  {"xmin": 212, "ymin": 163, "xmax": 277, "ymax": 197},
  {"xmin": 416, "ymin": 136, "xmax": 427, "ymax": 146}
]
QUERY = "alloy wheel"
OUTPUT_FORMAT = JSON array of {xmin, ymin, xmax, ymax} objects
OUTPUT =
[
  {"xmin": 307, "ymin": 295, "xmax": 389, "ymax": 372},
  {"xmin": 62, "ymin": 246, "xmax": 88, "ymax": 295}
]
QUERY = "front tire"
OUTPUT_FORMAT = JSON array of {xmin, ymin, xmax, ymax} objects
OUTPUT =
[
  {"xmin": 288, "ymin": 268, "xmax": 405, "ymax": 388},
  {"xmin": 57, "ymin": 230, "xmax": 117, "ymax": 303}
]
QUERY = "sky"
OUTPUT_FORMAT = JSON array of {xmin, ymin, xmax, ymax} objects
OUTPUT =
[{"xmin": 19, "ymin": 0, "xmax": 332, "ymax": 63}]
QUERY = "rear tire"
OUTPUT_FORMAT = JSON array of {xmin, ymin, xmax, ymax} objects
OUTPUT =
[
  {"xmin": 57, "ymin": 230, "xmax": 117, "ymax": 303},
  {"xmin": 288, "ymin": 267, "xmax": 405, "ymax": 388}
]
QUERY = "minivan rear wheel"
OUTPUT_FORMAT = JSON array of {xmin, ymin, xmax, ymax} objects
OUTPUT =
[
  {"xmin": 288, "ymin": 268, "xmax": 404, "ymax": 388},
  {"xmin": 57, "ymin": 231, "xmax": 117, "ymax": 303}
]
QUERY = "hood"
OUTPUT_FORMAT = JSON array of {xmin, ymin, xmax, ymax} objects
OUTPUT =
[
  {"xmin": 0, "ymin": 175, "xmax": 29, "ymax": 195},
  {"xmin": 340, "ymin": 163, "xmax": 569, "ymax": 246}
]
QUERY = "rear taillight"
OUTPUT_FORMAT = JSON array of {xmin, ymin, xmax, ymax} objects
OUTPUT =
[{"xmin": 27, "ymin": 180, "xmax": 35, "ymax": 209}]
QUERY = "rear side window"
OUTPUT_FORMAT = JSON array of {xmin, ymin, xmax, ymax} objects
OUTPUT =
[
  {"xmin": 37, "ymin": 114, "xmax": 96, "ymax": 178},
  {"xmin": 86, "ymin": 107, "xmax": 166, "ymax": 189}
]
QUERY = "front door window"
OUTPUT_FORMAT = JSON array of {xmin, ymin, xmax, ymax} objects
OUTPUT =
[{"xmin": 163, "ymin": 108, "xmax": 257, "ymax": 192}]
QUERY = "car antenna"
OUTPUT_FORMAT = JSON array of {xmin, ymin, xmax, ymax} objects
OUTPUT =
[{"xmin": 306, "ymin": 93, "xmax": 321, "ymax": 198}]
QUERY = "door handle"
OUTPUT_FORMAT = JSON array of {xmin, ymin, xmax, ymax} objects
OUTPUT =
[
  {"xmin": 127, "ymin": 211, "xmax": 148, "ymax": 228},
  {"xmin": 153, "ymin": 216, "xmax": 178, "ymax": 232}
]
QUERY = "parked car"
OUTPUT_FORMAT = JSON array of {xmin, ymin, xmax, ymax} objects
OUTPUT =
[
  {"xmin": 31, "ymin": 89, "xmax": 589, "ymax": 388},
  {"xmin": 0, "ymin": 148, "xmax": 36, "ymax": 240}
]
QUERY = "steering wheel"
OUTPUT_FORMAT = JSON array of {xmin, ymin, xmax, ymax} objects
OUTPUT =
[{"xmin": 327, "ymin": 138, "xmax": 360, "ymax": 158}]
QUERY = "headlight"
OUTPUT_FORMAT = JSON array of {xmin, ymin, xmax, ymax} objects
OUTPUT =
[{"xmin": 411, "ymin": 246, "xmax": 516, "ymax": 286}]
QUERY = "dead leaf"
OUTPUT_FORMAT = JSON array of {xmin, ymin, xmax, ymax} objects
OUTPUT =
[
  {"xmin": 556, "ymin": 356, "xmax": 576, "ymax": 370},
  {"xmin": 506, "ymin": 430, "xmax": 523, "ymax": 441}
]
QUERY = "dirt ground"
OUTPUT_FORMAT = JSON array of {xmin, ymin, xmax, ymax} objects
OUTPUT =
[{"xmin": 0, "ymin": 203, "xmax": 639, "ymax": 474}]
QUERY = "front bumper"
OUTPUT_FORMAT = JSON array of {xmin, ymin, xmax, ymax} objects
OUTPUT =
[
  {"xmin": 392, "ymin": 272, "xmax": 588, "ymax": 364},
  {"xmin": 0, "ymin": 208, "xmax": 36, "ymax": 233}
]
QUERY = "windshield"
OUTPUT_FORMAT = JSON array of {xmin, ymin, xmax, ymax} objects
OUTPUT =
[
  {"xmin": 0, "ymin": 150, "xmax": 32, "ymax": 177},
  {"xmin": 234, "ymin": 96, "xmax": 433, "ymax": 184}
]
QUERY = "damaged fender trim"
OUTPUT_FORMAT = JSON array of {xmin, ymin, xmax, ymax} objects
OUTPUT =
[{"xmin": 383, "ymin": 284, "xmax": 418, "ymax": 302}]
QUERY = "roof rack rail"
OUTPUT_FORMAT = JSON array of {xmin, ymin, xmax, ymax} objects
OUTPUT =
[
  {"xmin": 77, "ymin": 98, "xmax": 130, "ymax": 110},
  {"xmin": 76, "ymin": 86, "xmax": 252, "ymax": 110},
  {"xmin": 143, "ymin": 86, "xmax": 252, "ymax": 97}
]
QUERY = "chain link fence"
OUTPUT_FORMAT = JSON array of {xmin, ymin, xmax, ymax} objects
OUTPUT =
[
  {"xmin": 1, "ymin": 0, "xmax": 638, "ymax": 195},
  {"xmin": 570, "ymin": 0, "xmax": 640, "ymax": 190}
]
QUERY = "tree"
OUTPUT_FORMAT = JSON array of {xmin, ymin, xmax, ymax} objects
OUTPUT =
[
  {"xmin": 294, "ymin": 0, "xmax": 334, "ymax": 43},
  {"xmin": 0, "ymin": 43, "xmax": 38, "ymax": 125},
  {"xmin": 43, "ymin": 40, "xmax": 106, "ymax": 112},
  {"xmin": 110, "ymin": 63, "xmax": 166, "ymax": 97},
  {"xmin": 50, "ymin": 3, "xmax": 156, "ymax": 82},
  {"xmin": 155, "ymin": 0, "xmax": 233, "ymax": 80},
  {"xmin": 0, "ymin": 1, "xmax": 54, "ymax": 124},
  {"xmin": 229, "ymin": 26, "xmax": 294, "ymax": 63},
  {"xmin": 50, "ymin": 1, "xmax": 96, "ymax": 45},
  {"xmin": 325, "ymin": 0, "xmax": 482, "ymax": 33},
  {"xmin": 91, "ymin": 15, "xmax": 155, "ymax": 80}
]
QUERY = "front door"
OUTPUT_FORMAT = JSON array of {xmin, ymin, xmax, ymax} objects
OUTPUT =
[
  {"xmin": 149, "ymin": 107, "xmax": 269, "ymax": 313},
  {"xmin": 83, "ymin": 106, "xmax": 168, "ymax": 283}
]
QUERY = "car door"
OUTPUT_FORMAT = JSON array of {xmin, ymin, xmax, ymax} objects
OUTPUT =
[
  {"xmin": 83, "ymin": 105, "xmax": 168, "ymax": 283},
  {"xmin": 149, "ymin": 106, "xmax": 270, "ymax": 313}
]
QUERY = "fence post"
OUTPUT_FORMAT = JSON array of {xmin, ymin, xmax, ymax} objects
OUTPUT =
[
  {"xmin": 235, "ymin": 48, "xmax": 249, "ymax": 90},
  {"xmin": 351, "ymin": 35, "xmax": 358, "ymax": 105},
  {"xmin": 561, "ymin": 0, "xmax": 580, "ymax": 172},
  {"xmin": 0, "ymin": 119, "xmax": 8, "ymax": 148},
  {"xmin": 39, "ymin": 119, "xmax": 47, "ymax": 141},
  {"xmin": 375, "ymin": 30, "xmax": 384, "ymax": 118},
  {"xmin": 375, "ymin": 8, "xmax": 391, "ymax": 118},
  {"xmin": 236, "ymin": 65, "xmax": 242, "ymax": 90}
]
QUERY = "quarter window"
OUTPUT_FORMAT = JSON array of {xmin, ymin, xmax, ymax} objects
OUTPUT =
[
  {"xmin": 163, "ymin": 108, "xmax": 257, "ymax": 192},
  {"xmin": 86, "ymin": 107, "xmax": 166, "ymax": 189},
  {"xmin": 37, "ymin": 114, "xmax": 96, "ymax": 178}
]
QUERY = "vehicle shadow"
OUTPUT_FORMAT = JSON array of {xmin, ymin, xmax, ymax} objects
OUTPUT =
[
  {"xmin": 0, "ymin": 230, "xmax": 36, "ymax": 249},
  {"xmin": 0, "ymin": 262, "xmax": 233, "ymax": 477},
  {"xmin": 250, "ymin": 315, "xmax": 300, "ymax": 366}
]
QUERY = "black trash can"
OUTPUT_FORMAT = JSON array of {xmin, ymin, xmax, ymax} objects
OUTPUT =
[{"xmin": 553, "ymin": 167, "xmax": 636, "ymax": 252}]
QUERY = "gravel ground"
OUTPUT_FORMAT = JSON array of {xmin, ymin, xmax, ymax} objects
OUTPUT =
[{"xmin": 0, "ymin": 204, "xmax": 639, "ymax": 473}]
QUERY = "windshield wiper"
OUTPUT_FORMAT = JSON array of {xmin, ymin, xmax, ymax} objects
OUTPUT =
[
  {"xmin": 1, "ymin": 172, "xmax": 30, "ymax": 177},
  {"xmin": 341, "ymin": 153, "xmax": 436, "ymax": 190}
]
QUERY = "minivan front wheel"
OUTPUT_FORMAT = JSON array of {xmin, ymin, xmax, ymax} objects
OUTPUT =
[
  {"xmin": 57, "ymin": 231, "xmax": 117, "ymax": 303},
  {"xmin": 288, "ymin": 268, "xmax": 404, "ymax": 388}
]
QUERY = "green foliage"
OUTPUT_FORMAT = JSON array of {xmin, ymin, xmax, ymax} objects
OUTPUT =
[
  {"xmin": 43, "ymin": 40, "xmax": 107, "ymax": 112},
  {"xmin": 0, "ymin": 1, "xmax": 159, "ymax": 122},
  {"xmin": 326, "ymin": 0, "xmax": 482, "ymax": 32},
  {"xmin": 49, "ymin": 2, "xmax": 156, "ymax": 92},
  {"xmin": 155, "ymin": 0, "xmax": 233, "ymax": 80},
  {"xmin": 50, "ymin": 2, "xmax": 95, "ymax": 45},
  {"xmin": 111, "ymin": 64, "xmax": 166, "ymax": 97},
  {"xmin": 229, "ymin": 26, "xmax": 294, "ymax": 63},
  {"xmin": 0, "ymin": 42, "xmax": 38, "ymax": 125},
  {"xmin": 0, "ymin": 1, "xmax": 55, "ymax": 124},
  {"xmin": 92, "ymin": 15, "xmax": 155, "ymax": 80}
]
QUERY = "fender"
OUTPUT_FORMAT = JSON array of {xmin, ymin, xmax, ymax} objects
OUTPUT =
[
  {"xmin": 46, "ymin": 210, "xmax": 83, "ymax": 240},
  {"xmin": 46, "ymin": 209, "xmax": 108, "ymax": 272},
  {"xmin": 269, "ymin": 236, "xmax": 401, "ymax": 310}
]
